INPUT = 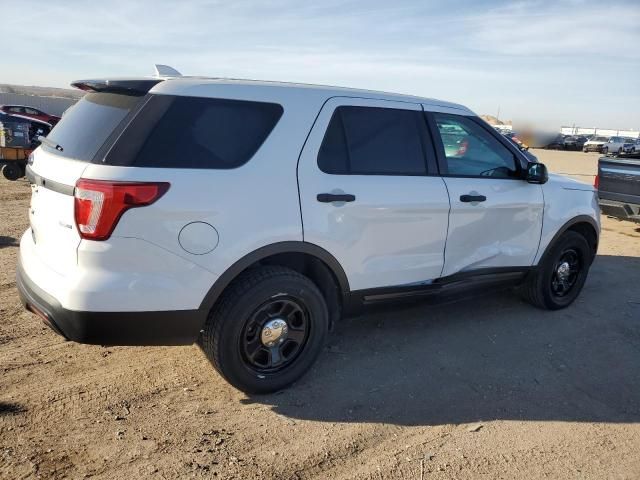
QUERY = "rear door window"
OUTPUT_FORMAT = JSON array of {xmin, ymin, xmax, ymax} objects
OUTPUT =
[
  {"xmin": 45, "ymin": 92, "xmax": 144, "ymax": 161},
  {"xmin": 109, "ymin": 96, "xmax": 284, "ymax": 169},
  {"xmin": 318, "ymin": 106, "xmax": 431, "ymax": 175}
]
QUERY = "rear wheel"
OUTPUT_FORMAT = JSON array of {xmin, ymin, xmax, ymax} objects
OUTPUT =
[
  {"xmin": 1, "ymin": 163, "xmax": 22, "ymax": 181},
  {"xmin": 602, "ymin": 146, "xmax": 608, "ymax": 155},
  {"xmin": 520, "ymin": 231, "xmax": 593, "ymax": 310},
  {"xmin": 200, "ymin": 266, "xmax": 329, "ymax": 393}
]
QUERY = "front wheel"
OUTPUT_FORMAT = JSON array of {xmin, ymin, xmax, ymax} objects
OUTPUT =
[
  {"xmin": 199, "ymin": 266, "xmax": 329, "ymax": 394},
  {"xmin": 520, "ymin": 231, "xmax": 593, "ymax": 310},
  {"xmin": 602, "ymin": 147, "xmax": 608, "ymax": 155}
]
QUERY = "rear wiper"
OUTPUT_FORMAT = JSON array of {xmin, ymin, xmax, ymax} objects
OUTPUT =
[{"xmin": 38, "ymin": 136, "xmax": 64, "ymax": 152}]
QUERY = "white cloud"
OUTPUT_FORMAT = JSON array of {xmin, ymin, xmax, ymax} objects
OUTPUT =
[{"xmin": 1, "ymin": 0, "xmax": 638, "ymax": 128}]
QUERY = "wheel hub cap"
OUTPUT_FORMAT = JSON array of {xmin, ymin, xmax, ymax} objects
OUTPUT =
[
  {"xmin": 260, "ymin": 318, "xmax": 288, "ymax": 347},
  {"xmin": 557, "ymin": 261, "xmax": 571, "ymax": 280}
]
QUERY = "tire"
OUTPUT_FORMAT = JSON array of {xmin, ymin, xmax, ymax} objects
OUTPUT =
[
  {"xmin": 602, "ymin": 147, "xmax": 608, "ymax": 155},
  {"xmin": 199, "ymin": 266, "xmax": 329, "ymax": 394},
  {"xmin": 1, "ymin": 163, "xmax": 22, "ymax": 181},
  {"xmin": 520, "ymin": 231, "xmax": 593, "ymax": 310}
]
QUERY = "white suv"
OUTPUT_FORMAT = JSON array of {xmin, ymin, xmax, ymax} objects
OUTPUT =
[
  {"xmin": 17, "ymin": 68, "xmax": 600, "ymax": 393},
  {"xmin": 602, "ymin": 136, "xmax": 627, "ymax": 155}
]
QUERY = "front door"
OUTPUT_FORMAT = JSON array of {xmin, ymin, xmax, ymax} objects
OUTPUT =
[
  {"xmin": 297, "ymin": 97, "xmax": 451, "ymax": 291},
  {"xmin": 427, "ymin": 111, "xmax": 544, "ymax": 277}
]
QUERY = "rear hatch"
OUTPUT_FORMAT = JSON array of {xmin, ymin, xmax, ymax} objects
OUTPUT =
[{"xmin": 27, "ymin": 84, "xmax": 156, "ymax": 274}]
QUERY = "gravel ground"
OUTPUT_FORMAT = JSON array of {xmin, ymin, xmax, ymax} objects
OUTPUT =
[{"xmin": 1, "ymin": 149, "xmax": 639, "ymax": 479}]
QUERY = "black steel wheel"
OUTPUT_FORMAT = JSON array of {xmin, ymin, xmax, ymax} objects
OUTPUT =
[
  {"xmin": 550, "ymin": 248, "xmax": 581, "ymax": 298},
  {"xmin": 240, "ymin": 297, "xmax": 310, "ymax": 373},
  {"xmin": 520, "ymin": 231, "xmax": 593, "ymax": 310},
  {"xmin": 200, "ymin": 266, "xmax": 329, "ymax": 394}
]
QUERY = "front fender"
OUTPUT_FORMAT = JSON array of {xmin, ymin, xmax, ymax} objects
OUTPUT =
[{"xmin": 534, "ymin": 181, "xmax": 600, "ymax": 265}]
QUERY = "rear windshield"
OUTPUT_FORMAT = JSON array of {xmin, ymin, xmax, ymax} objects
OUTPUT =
[
  {"xmin": 44, "ymin": 93, "xmax": 143, "ymax": 161},
  {"xmin": 104, "ymin": 95, "xmax": 283, "ymax": 169}
]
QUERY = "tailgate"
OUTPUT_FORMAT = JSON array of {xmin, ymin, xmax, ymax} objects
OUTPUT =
[
  {"xmin": 24, "ymin": 90, "xmax": 150, "ymax": 274},
  {"xmin": 598, "ymin": 157, "xmax": 640, "ymax": 202},
  {"xmin": 27, "ymin": 148, "xmax": 88, "ymax": 275}
]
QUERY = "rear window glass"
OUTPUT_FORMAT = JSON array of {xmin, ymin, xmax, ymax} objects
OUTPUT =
[
  {"xmin": 318, "ymin": 106, "xmax": 429, "ymax": 175},
  {"xmin": 119, "ymin": 96, "xmax": 283, "ymax": 169},
  {"xmin": 45, "ymin": 93, "xmax": 142, "ymax": 161}
]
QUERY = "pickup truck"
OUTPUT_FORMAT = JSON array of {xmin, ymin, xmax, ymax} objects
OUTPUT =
[{"xmin": 597, "ymin": 155, "xmax": 640, "ymax": 223}]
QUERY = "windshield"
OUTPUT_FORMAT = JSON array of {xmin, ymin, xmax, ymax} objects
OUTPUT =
[{"xmin": 45, "ymin": 92, "xmax": 144, "ymax": 161}]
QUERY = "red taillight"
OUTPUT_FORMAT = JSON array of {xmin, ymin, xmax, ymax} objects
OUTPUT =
[
  {"xmin": 594, "ymin": 174, "xmax": 599, "ymax": 189},
  {"xmin": 74, "ymin": 179, "xmax": 169, "ymax": 240}
]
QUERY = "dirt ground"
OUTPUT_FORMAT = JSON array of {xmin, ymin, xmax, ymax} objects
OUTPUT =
[{"xmin": 1, "ymin": 149, "xmax": 639, "ymax": 479}]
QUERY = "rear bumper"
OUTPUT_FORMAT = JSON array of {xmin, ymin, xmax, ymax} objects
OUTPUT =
[
  {"xmin": 598, "ymin": 198, "xmax": 640, "ymax": 223},
  {"xmin": 16, "ymin": 259, "xmax": 205, "ymax": 345}
]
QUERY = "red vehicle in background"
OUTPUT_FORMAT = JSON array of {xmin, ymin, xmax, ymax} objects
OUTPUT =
[{"xmin": 0, "ymin": 105, "xmax": 61, "ymax": 126}]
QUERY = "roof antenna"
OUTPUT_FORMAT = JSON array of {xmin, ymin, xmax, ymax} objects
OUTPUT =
[{"xmin": 154, "ymin": 64, "xmax": 182, "ymax": 77}]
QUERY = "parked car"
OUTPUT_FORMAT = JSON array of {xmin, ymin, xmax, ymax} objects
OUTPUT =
[
  {"xmin": 563, "ymin": 136, "xmax": 588, "ymax": 151},
  {"xmin": 583, "ymin": 136, "xmax": 609, "ymax": 152},
  {"xmin": 622, "ymin": 138, "xmax": 640, "ymax": 154},
  {"xmin": 602, "ymin": 136, "xmax": 628, "ymax": 155},
  {"xmin": 0, "ymin": 105, "xmax": 61, "ymax": 126},
  {"xmin": 597, "ymin": 155, "xmax": 640, "ymax": 222},
  {"xmin": 544, "ymin": 134, "xmax": 566, "ymax": 150},
  {"xmin": 17, "ymin": 68, "xmax": 601, "ymax": 393}
]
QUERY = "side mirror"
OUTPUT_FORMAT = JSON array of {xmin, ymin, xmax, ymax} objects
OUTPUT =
[{"xmin": 525, "ymin": 162, "xmax": 548, "ymax": 184}]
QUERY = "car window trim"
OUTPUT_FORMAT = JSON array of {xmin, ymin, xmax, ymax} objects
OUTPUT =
[{"xmin": 424, "ymin": 111, "xmax": 527, "ymax": 180}]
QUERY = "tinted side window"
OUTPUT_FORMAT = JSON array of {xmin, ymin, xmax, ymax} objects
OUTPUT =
[
  {"xmin": 317, "ymin": 108, "xmax": 349, "ymax": 174},
  {"xmin": 318, "ymin": 106, "xmax": 430, "ymax": 175},
  {"xmin": 131, "ymin": 96, "xmax": 283, "ymax": 169},
  {"xmin": 46, "ymin": 93, "xmax": 144, "ymax": 161},
  {"xmin": 432, "ymin": 113, "xmax": 518, "ymax": 178}
]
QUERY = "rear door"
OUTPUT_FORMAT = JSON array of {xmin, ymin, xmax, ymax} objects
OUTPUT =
[
  {"xmin": 27, "ymin": 92, "xmax": 146, "ymax": 275},
  {"xmin": 297, "ymin": 97, "xmax": 450, "ymax": 291},
  {"xmin": 426, "ymin": 111, "xmax": 544, "ymax": 276}
]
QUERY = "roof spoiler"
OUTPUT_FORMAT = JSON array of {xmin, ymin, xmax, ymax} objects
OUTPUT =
[
  {"xmin": 70, "ymin": 78, "xmax": 163, "ymax": 95},
  {"xmin": 71, "ymin": 64, "xmax": 182, "ymax": 95}
]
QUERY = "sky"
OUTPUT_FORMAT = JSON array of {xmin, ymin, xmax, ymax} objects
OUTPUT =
[{"xmin": 2, "ymin": 0, "xmax": 639, "ymax": 130}]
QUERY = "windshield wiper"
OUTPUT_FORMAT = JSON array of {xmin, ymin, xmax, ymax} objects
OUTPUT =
[{"xmin": 38, "ymin": 136, "xmax": 64, "ymax": 152}]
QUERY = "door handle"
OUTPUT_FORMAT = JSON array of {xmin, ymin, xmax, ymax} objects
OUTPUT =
[
  {"xmin": 460, "ymin": 194, "xmax": 486, "ymax": 203},
  {"xmin": 317, "ymin": 193, "xmax": 356, "ymax": 203}
]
